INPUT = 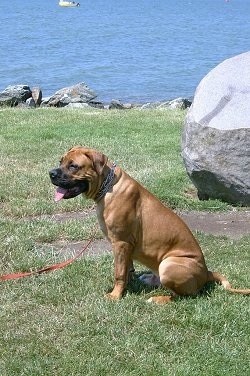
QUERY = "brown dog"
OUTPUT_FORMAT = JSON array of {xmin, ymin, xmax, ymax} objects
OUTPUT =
[{"xmin": 49, "ymin": 146, "xmax": 250, "ymax": 303}]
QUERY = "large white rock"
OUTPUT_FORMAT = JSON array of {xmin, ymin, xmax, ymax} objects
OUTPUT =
[{"xmin": 182, "ymin": 51, "xmax": 250, "ymax": 206}]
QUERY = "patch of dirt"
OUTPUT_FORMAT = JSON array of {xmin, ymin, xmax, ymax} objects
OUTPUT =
[
  {"xmin": 178, "ymin": 210, "xmax": 250, "ymax": 239},
  {"xmin": 42, "ymin": 208, "xmax": 250, "ymax": 257}
]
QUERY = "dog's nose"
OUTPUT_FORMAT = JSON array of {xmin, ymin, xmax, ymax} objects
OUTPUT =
[{"xmin": 49, "ymin": 168, "xmax": 59, "ymax": 179}]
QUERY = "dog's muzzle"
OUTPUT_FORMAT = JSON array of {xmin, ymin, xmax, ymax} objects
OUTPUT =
[{"xmin": 49, "ymin": 168, "xmax": 88, "ymax": 201}]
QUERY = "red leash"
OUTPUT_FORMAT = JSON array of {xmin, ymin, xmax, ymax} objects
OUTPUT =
[{"xmin": 0, "ymin": 235, "xmax": 96, "ymax": 281}]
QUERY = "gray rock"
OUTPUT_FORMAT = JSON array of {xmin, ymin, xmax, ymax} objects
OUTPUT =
[
  {"xmin": 31, "ymin": 87, "xmax": 42, "ymax": 106},
  {"xmin": 40, "ymin": 96, "xmax": 51, "ymax": 106},
  {"xmin": 26, "ymin": 97, "xmax": 36, "ymax": 107},
  {"xmin": 0, "ymin": 95, "xmax": 18, "ymax": 107},
  {"xmin": 139, "ymin": 101, "xmax": 162, "ymax": 110},
  {"xmin": 140, "ymin": 98, "xmax": 191, "ymax": 110},
  {"xmin": 87, "ymin": 101, "xmax": 105, "ymax": 109},
  {"xmin": 182, "ymin": 51, "xmax": 250, "ymax": 206},
  {"xmin": 0, "ymin": 84, "xmax": 32, "ymax": 106},
  {"xmin": 46, "ymin": 82, "xmax": 97, "ymax": 107},
  {"xmin": 163, "ymin": 97, "xmax": 191, "ymax": 109},
  {"xmin": 65, "ymin": 102, "xmax": 90, "ymax": 108},
  {"xmin": 108, "ymin": 99, "xmax": 126, "ymax": 109}
]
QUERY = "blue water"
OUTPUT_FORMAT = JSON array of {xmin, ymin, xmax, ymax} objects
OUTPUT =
[{"xmin": 0, "ymin": 0, "xmax": 249, "ymax": 103}]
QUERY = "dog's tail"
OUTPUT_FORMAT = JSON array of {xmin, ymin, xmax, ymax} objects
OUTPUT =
[{"xmin": 208, "ymin": 271, "xmax": 250, "ymax": 295}]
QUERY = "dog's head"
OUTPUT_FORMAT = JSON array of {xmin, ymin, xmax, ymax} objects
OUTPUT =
[{"xmin": 49, "ymin": 147, "xmax": 108, "ymax": 201}]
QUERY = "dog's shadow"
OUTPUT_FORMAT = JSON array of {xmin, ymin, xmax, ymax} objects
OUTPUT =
[
  {"xmin": 126, "ymin": 271, "xmax": 160, "ymax": 296},
  {"xmin": 126, "ymin": 271, "xmax": 217, "ymax": 299}
]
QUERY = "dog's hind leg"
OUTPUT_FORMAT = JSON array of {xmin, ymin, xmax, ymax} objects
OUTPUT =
[{"xmin": 148, "ymin": 257, "xmax": 208, "ymax": 304}]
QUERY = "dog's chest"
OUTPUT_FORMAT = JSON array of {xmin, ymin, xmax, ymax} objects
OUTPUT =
[{"xmin": 96, "ymin": 205, "xmax": 108, "ymax": 237}]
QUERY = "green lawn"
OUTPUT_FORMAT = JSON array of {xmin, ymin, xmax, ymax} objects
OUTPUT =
[{"xmin": 0, "ymin": 108, "xmax": 249, "ymax": 375}]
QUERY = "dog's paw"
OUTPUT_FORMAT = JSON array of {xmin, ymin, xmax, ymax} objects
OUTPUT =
[
  {"xmin": 147, "ymin": 297, "xmax": 154, "ymax": 303},
  {"xmin": 105, "ymin": 292, "xmax": 121, "ymax": 301},
  {"xmin": 147, "ymin": 295, "xmax": 173, "ymax": 304}
]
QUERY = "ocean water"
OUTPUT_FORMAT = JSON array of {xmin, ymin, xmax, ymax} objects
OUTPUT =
[{"xmin": 0, "ymin": 0, "xmax": 249, "ymax": 103}]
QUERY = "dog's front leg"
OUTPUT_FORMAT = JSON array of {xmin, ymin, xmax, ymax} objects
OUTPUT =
[{"xmin": 106, "ymin": 241, "xmax": 133, "ymax": 301}]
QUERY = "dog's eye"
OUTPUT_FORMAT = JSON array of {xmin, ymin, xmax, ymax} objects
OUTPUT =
[{"xmin": 69, "ymin": 163, "xmax": 79, "ymax": 171}]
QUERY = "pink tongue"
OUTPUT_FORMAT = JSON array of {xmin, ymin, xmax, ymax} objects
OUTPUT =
[{"xmin": 54, "ymin": 187, "xmax": 67, "ymax": 202}]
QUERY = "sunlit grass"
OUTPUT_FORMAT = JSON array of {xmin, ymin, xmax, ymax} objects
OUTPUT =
[
  {"xmin": 0, "ymin": 107, "xmax": 230, "ymax": 218},
  {"xmin": 1, "ymin": 236, "xmax": 249, "ymax": 375},
  {"xmin": 0, "ymin": 108, "xmax": 249, "ymax": 375}
]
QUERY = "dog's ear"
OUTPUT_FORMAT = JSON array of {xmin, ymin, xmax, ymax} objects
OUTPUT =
[
  {"xmin": 86, "ymin": 150, "xmax": 108, "ymax": 175},
  {"xmin": 68, "ymin": 146, "xmax": 82, "ymax": 153}
]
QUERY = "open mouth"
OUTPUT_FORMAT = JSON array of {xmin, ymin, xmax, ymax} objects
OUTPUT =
[{"xmin": 54, "ymin": 181, "xmax": 89, "ymax": 202}]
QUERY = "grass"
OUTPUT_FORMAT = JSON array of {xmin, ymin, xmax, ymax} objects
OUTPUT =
[
  {"xmin": 0, "ymin": 107, "xmax": 230, "ymax": 217},
  {"xmin": 0, "ymin": 108, "xmax": 249, "ymax": 375}
]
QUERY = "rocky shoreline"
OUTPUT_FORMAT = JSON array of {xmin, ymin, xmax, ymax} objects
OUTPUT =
[{"xmin": 0, "ymin": 82, "xmax": 192, "ymax": 110}]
